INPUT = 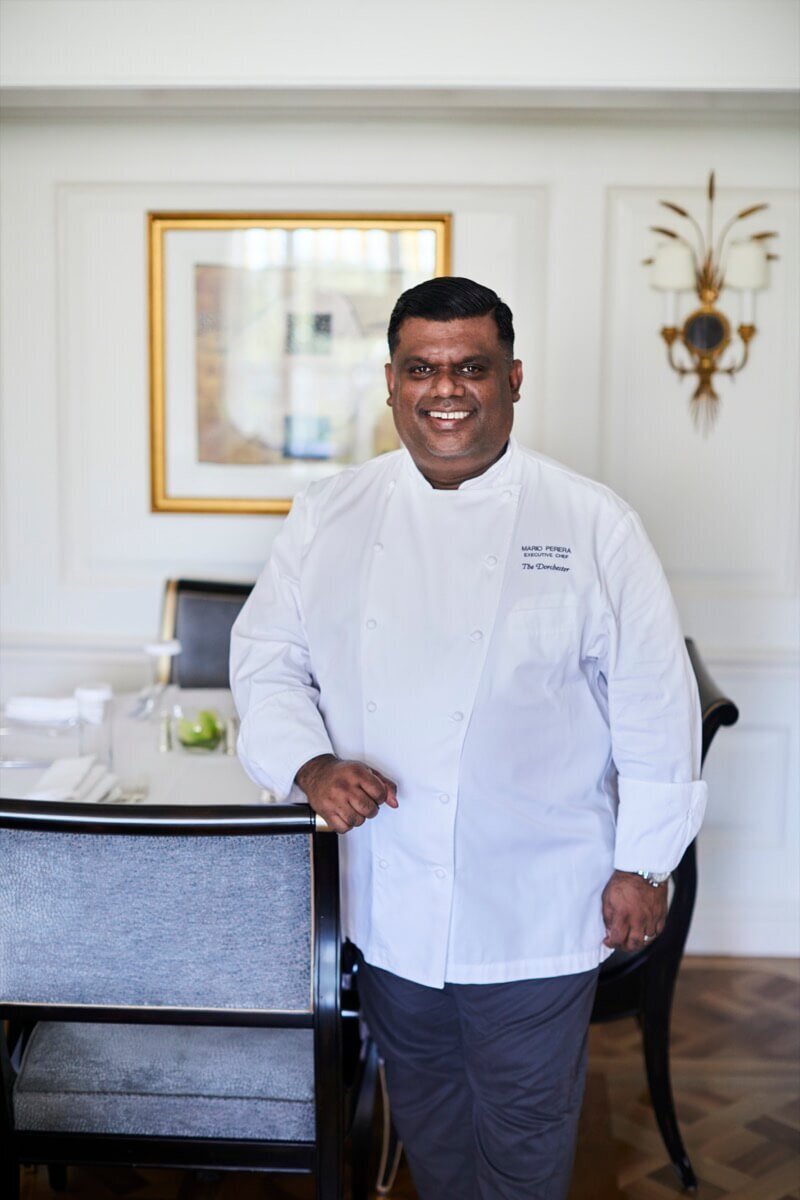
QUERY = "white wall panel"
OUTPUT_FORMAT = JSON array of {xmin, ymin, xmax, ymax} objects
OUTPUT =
[
  {"xmin": 602, "ymin": 181, "xmax": 800, "ymax": 666},
  {"xmin": 603, "ymin": 186, "xmax": 799, "ymax": 596},
  {"xmin": 55, "ymin": 178, "xmax": 546, "ymax": 594},
  {"xmin": 688, "ymin": 658, "xmax": 800, "ymax": 957}
]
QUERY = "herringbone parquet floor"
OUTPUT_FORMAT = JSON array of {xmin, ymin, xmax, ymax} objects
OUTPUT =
[{"xmin": 17, "ymin": 957, "xmax": 800, "ymax": 1200}]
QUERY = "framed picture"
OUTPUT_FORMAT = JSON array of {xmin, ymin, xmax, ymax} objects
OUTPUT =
[{"xmin": 148, "ymin": 211, "xmax": 452, "ymax": 514}]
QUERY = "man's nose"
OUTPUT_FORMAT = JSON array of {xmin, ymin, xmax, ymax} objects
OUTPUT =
[{"xmin": 432, "ymin": 369, "xmax": 464, "ymax": 398}]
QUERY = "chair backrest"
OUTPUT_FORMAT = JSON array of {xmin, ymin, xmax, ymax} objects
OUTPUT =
[
  {"xmin": 0, "ymin": 805, "xmax": 330, "ymax": 1023},
  {"xmin": 160, "ymin": 579, "xmax": 253, "ymax": 689},
  {"xmin": 684, "ymin": 637, "xmax": 739, "ymax": 766}
]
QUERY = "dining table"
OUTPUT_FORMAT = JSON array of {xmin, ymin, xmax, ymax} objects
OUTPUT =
[{"xmin": 0, "ymin": 689, "xmax": 275, "ymax": 807}]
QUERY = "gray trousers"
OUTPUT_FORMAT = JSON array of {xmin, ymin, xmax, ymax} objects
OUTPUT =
[{"xmin": 356, "ymin": 953, "xmax": 600, "ymax": 1200}]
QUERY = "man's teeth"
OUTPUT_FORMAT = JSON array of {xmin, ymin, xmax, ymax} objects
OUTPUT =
[{"xmin": 428, "ymin": 411, "xmax": 470, "ymax": 421}]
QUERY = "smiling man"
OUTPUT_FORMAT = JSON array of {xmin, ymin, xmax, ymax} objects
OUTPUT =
[
  {"xmin": 384, "ymin": 309, "xmax": 522, "ymax": 489},
  {"xmin": 231, "ymin": 278, "xmax": 706, "ymax": 1199}
]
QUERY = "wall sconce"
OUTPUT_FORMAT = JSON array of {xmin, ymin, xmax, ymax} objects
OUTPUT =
[{"xmin": 644, "ymin": 172, "xmax": 779, "ymax": 432}]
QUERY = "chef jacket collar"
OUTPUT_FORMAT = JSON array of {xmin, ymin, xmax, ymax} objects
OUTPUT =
[{"xmin": 402, "ymin": 435, "xmax": 519, "ymax": 494}]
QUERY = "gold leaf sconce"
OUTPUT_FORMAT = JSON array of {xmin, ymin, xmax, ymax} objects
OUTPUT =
[{"xmin": 644, "ymin": 172, "xmax": 779, "ymax": 433}]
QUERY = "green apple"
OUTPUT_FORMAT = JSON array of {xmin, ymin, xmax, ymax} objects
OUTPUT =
[{"xmin": 177, "ymin": 708, "xmax": 225, "ymax": 750}]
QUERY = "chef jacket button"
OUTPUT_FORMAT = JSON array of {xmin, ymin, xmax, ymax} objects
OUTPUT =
[
  {"xmin": 470, "ymin": 629, "xmax": 483, "ymax": 642},
  {"xmin": 485, "ymin": 555, "xmax": 498, "ymax": 568},
  {"xmin": 439, "ymin": 793, "xmax": 450, "ymax": 805},
  {"xmin": 379, "ymin": 858, "xmax": 388, "ymax": 869},
  {"xmin": 366, "ymin": 701, "xmax": 377, "ymax": 713},
  {"xmin": 373, "ymin": 542, "xmax": 384, "ymax": 553},
  {"xmin": 450, "ymin": 710, "xmax": 464, "ymax": 722},
  {"xmin": 366, "ymin": 618, "xmax": 377, "ymax": 630},
  {"xmin": 434, "ymin": 867, "xmax": 446, "ymax": 879},
  {"xmin": 502, "ymin": 490, "xmax": 513, "ymax": 501}
]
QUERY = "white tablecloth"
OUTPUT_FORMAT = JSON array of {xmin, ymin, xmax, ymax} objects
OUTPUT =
[{"xmin": 0, "ymin": 690, "xmax": 268, "ymax": 807}]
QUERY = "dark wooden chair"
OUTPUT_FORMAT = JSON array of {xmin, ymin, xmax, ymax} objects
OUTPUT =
[
  {"xmin": 0, "ymin": 802, "xmax": 375, "ymax": 1200},
  {"xmin": 590, "ymin": 638, "xmax": 738, "ymax": 1191},
  {"xmin": 370, "ymin": 638, "xmax": 739, "ymax": 1195},
  {"xmin": 158, "ymin": 578, "xmax": 253, "ymax": 688}
]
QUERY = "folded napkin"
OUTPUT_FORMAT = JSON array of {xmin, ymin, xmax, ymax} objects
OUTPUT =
[
  {"xmin": 26, "ymin": 756, "xmax": 118, "ymax": 804},
  {"xmin": 5, "ymin": 696, "xmax": 79, "ymax": 724}
]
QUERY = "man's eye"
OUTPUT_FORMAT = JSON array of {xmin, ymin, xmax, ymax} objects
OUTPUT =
[
  {"xmin": 460, "ymin": 364, "xmax": 483, "ymax": 375},
  {"xmin": 409, "ymin": 365, "xmax": 433, "ymax": 376}
]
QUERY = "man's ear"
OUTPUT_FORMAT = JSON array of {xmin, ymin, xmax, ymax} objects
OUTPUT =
[
  {"xmin": 385, "ymin": 361, "xmax": 394, "ymax": 406},
  {"xmin": 509, "ymin": 359, "xmax": 523, "ymax": 402}
]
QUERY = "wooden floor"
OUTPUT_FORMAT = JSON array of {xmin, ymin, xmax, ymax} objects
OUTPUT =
[{"xmin": 17, "ymin": 957, "xmax": 800, "ymax": 1200}]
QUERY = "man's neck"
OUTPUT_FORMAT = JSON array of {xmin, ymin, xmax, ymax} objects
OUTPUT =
[{"xmin": 422, "ymin": 441, "xmax": 510, "ymax": 490}]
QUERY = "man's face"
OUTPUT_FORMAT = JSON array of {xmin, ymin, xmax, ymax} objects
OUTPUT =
[{"xmin": 385, "ymin": 315, "xmax": 523, "ymax": 489}]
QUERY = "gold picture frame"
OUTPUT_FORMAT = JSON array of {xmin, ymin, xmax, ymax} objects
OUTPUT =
[{"xmin": 149, "ymin": 211, "xmax": 452, "ymax": 514}]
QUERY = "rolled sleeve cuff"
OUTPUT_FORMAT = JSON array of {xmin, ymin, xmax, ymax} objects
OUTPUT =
[
  {"xmin": 237, "ymin": 693, "xmax": 335, "ymax": 801},
  {"xmin": 613, "ymin": 777, "xmax": 708, "ymax": 874}
]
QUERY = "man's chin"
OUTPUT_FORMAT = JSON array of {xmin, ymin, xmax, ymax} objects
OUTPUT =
[{"xmin": 411, "ymin": 436, "xmax": 478, "ymax": 462}]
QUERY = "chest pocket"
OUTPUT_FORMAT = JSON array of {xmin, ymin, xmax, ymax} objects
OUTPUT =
[
  {"xmin": 500, "ymin": 595, "xmax": 581, "ymax": 678},
  {"xmin": 507, "ymin": 594, "xmax": 578, "ymax": 631}
]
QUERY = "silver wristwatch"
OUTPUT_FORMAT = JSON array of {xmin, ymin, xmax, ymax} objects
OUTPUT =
[{"xmin": 637, "ymin": 870, "xmax": 670, "ymax": 888}]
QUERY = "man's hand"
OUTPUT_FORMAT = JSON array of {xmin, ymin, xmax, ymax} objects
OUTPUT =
[
  {"xmin": 601, "ymin": 870, "xmax": 668, "ymax": 952},
  {"xmin": 295, "ymin": 754, "xmax": 398, "ymax": 834}
]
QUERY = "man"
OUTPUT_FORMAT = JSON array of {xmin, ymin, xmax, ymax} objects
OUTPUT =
[{"xmin": 230, "ymin": 278, "xmax": 706, "ymax": 1199}]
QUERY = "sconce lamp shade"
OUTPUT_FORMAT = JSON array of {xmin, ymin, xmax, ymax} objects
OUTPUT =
[
  {"xmin": 651, "ymin": 242, "xmax": 696, "ymax": 291},
  {"xmin": 724, "ymin": 241, "xmax": 769, "ymax": 290}
]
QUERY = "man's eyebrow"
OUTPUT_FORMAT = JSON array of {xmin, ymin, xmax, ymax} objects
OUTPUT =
[{"xmin": 402, "ymin": 354, "xmax": 490, "ymax": 365}]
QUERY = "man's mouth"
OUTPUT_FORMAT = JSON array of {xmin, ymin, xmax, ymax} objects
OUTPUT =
[{"xmin": 422, "ymin": 409, "xmax": 474, "ymax": 428}]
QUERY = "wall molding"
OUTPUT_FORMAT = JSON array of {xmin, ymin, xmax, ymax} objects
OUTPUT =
[
  {"xmin": 3, "ymin": 631, "xmax": 797, "ymax": 670},
  {"xmin": 4, "ymin": 88, "xmax": 800, "ymax": 122}
]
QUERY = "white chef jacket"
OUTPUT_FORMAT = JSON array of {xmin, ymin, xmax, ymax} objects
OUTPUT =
[{"xmin": 231, "ymin": 437, "xmax": 707, "ymax": 989}]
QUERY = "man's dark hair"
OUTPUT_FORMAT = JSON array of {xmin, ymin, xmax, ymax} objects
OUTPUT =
[{"xmin": 387, "ymin": 276, "xmax": 514, "ymax": 358}]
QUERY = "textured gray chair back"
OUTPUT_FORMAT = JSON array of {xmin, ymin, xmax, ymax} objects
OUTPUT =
[
  {"xmin": 162, "ymin": 580, "xmax": 252, "ymax": 689},
  {"xmin": 0, "ymin": 830, "xmax": 312, "ymax": 1013}
]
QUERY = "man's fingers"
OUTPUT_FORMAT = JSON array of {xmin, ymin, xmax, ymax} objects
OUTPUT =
[
  {"xmin": 327, "ymin": 812, "xmax": 353, "ymax": 835},
  {"xmin": 348, "ymin": 793, "xmax": 380, "ymax": 820},
  {"xmin": 603, "ymin": 914, "xmax": 630, "ymax": 948},
  {"xmin": 330, "ymin": 805, "xmax": 368, "ymax": 833},
  {"xmin": 369, "ymin": 768, "xmax": 399, "ymax": 808},
  {"xmin": 337, "ymin": 792, "xmax": 382, "ymax": 830},
  {"xmin": 354, "ymin": 766, "xmax": 399, "ymax": 808},
  {"xmin": 349, "ymin": 766, "xmax": 390, "ymax": 804}
]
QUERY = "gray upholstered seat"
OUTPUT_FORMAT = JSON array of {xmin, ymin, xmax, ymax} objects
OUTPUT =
[
  {"xmin": 0, "ymin": 805, "xmax": 352, "ymax": 1200},
  {"xmin": 14, "ymin": 1022, "xmax": 315, "ymax": 1141}
]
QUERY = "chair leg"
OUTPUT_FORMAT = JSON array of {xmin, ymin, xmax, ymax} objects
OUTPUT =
[
  {"xmin": 2, "ymin": 1160, "xmax": 20, "ymax": 1200},
  {"xmin": 640, "ymin": 994, "xmax": 697, "ymax": 1192},
  {"xmin": 350, "ymin": 1037, "xmax": 380, "ymax": 1200},
  {"xmin": 316, "ymin": 1141, "xmax": 344, "ymax": 1200},
  {"xmin": 47, "ymin": 1164, "xmax": 68, "ymax": 1191},
  {"xmin": 375, "ymin": 1060, "xmax": 404, "ymax": 1196}
]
